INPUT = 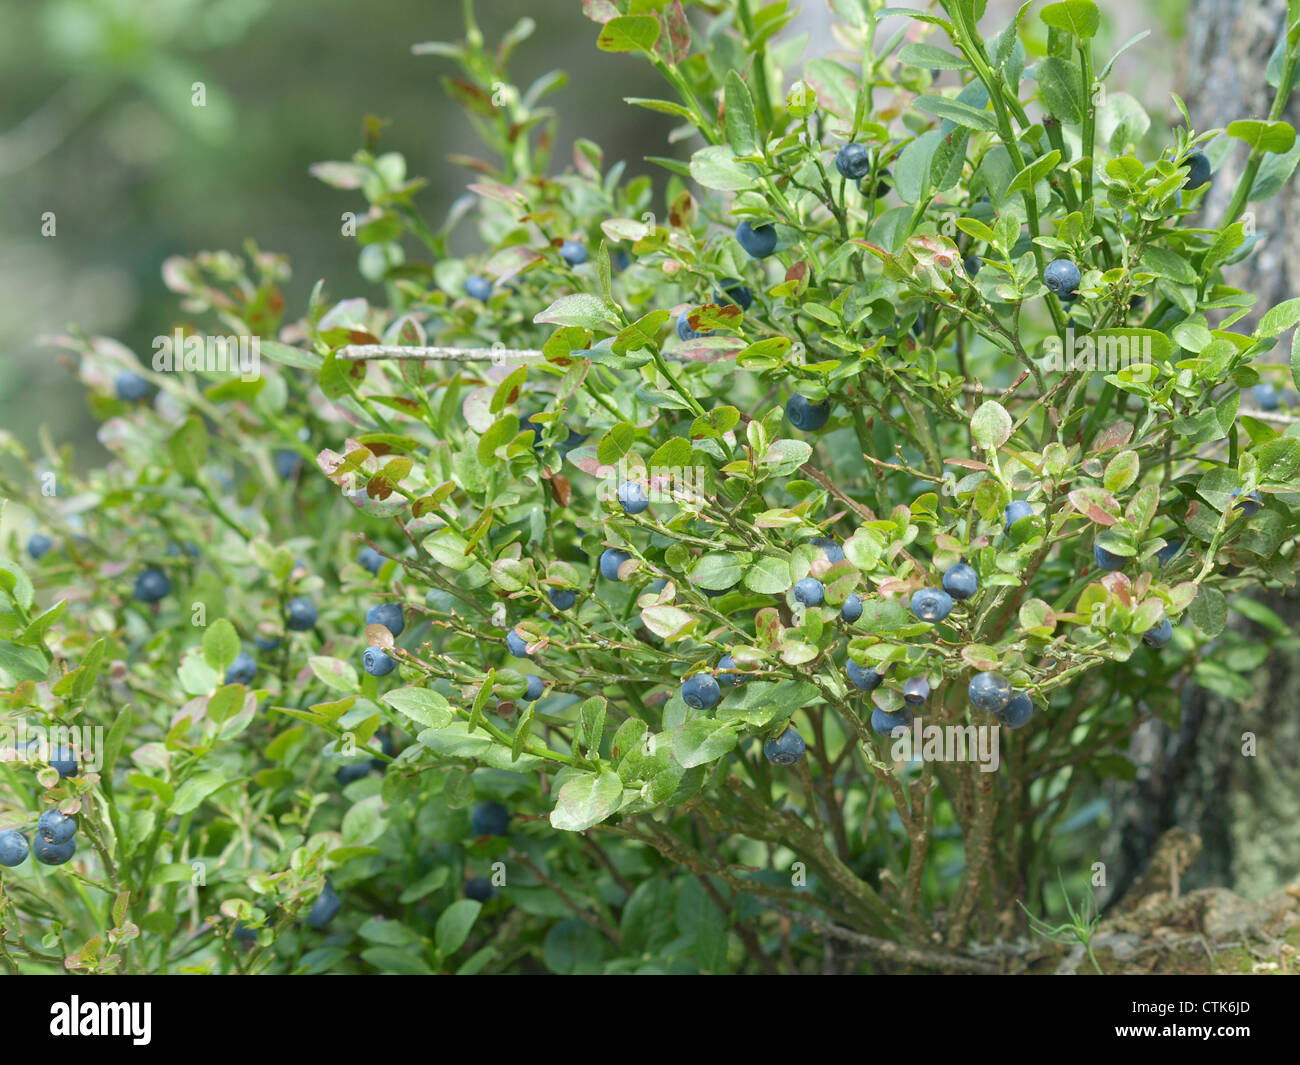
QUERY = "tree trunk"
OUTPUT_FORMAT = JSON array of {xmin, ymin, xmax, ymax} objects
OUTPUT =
[{"xmin": 1105, "ymin": 0, "xmax": 1300, "ymax": 907}]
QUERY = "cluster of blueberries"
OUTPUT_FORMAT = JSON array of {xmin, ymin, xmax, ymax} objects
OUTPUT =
[
  {"xmin": 0, "ymin": 751, "xmax": 81, "ymax": 868},
  {"xmin": 463, "ymin": 238, "xmax": 590, "ymax": 303}
]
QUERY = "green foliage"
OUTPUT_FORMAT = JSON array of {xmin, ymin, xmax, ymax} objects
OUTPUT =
[{"xmin": 2, "ymin": 0, "xmax": 1299, "ymax": 974}]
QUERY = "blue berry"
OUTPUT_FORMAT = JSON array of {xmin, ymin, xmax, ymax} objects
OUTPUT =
[
  {"xmin": 1155, "ymin": 539, "xmax": 1183, "ymax": 566},
  {"xmin": 1231, "ymin": 489, "xmax": 1263, "ymax": 517},
  {"xmin": 846, "ymin": 659, "xmax": 882, "ymax": 691},
  {"xmin": 465, "ymin": 877, "xmax": 496, "ymax": 902},
  {"xmin": 27, "ymin": 533, "xmax": 53, "ymax": 559},
  {"xmin": 548, "ymin": 588, "xmax": 576, "ymax": 611},
  {"xmin": 285, "ymin": 597, "xmax": 318, "ymax": 631},
  {"xmin": 37, "ymin": 809, "xmax": 77, "ymax": 846},
  {"xmin": 1004, "ymin": 501, "xmax": 1033, "ymax": 532},
  {"xmin": 968, "ymin": 671, "xmax": 1012, "ymax": 714},
  {"xmin": 33, "ymin": 835, "xmax": 76, "ymax": 866},
  {"xmin": 0, "ymin": 830, "xmax": 29, "ymax": 867},
  {"xmin": 841, "ymin": 594, "xmax": 863, "ymax": 623},
  {"xmin": 306, "ymin": 881, "xmax": 342, "ymax": 929},
  {"xmin": 859, "ymin": 169, "xmax": 891, "ymax": 197},
  {"xmin": 963, "ymin": 254, "xmax": 982, "ymax": 277},
  {"xmin": 763, "ymin": 727, "xmax": 807, "ymax": 766},
  {"xmin": 715, "ymin": 278, "xmax": 753, "ymax": 310},
  {"xmin": 786, "ymin": 394, "xmax": 830, "ymax": 432},
  {"xmin": 871, "ymin": 706, "xmax": 913, "ymax": 735},
  {"xmin": 366, "ymin": 603, "xmax": 405, "ymax": 637},
  {"xmin": 902, "ymin": 677, "xmax": 931, "ymax": 706},
  {"xmin": 794, "ymin": 577, "xmax": 825, "ymax": 607},
  {"xmin": 336, "ymin": 762, "xmax": 371, "ymax": 785},
  {"xmin": 614, "ymin": 249, "xmax": 631, "ymax": 271},
  {"xmin": 834, "ymin": 142, "xmax": 872, "ymax": 180},
  {"xmin": 225, "ymin": 651, "xmax": 257, "ymax": 686},
  {"xmin": 681, "ymin": 673, "xmax": 721, "ymax": 710},
  {"xmin": 524, "ymin": 674, "xmax": 545, "ymax": 702},
  {"xmin": 1093, "ymin": 543, "xmax": 1126, "ymax": 571},
  {"xmin": 1043, "ymin": 259, "xmax": 1081, "ymax": 298},
  {"xmin": 465, "ymin": 275, "xmax": 493, "ymax": 301},
  {"xmin": 676, "ymin": 311, "xmax": 716, "ymax": 341},
  {"xmin": 910, "ymin": 588, "xmax": 953, "ymax": 622},
  {"xmin": 255, "ymin": 633, "xmax": 280, "ymax": 651},
  {"xmin": 133, "ymin": 568, "xmax": 171, "ymax": 603},
  {"xmin": 48, "ymin": 745, "xmax": 78, "ymax": 778},
  {"xmin": 599, "ymin": 548, "xmax": 632, "ymax": 581},
  {"xmin": 471, "ymin": 801, "xmax": 510, "ymax": 837},
  {"xmin": 273, "ymin": 449, "xmax": 301, "ymax": 478},
  {"xmin": 559, "ymin": 240, "xmax": 589, "ymax": 266},
  {"xmin": 716, "ymin": 653, "xmax": 752, "ymax": 685},
  {"xmin": 1253, "ymin": 383, "xmax": 1279, "ymax": 411},
  {"xmin": 618, "ymin": 481, "xmax": 650, "ymax": 514},
  {"xmin": 810, "ymin": 536, "xmax": 845, "ymax": 563},
  {"xmin": 505, "ymin": 630, "xmax": 530, "ymax": 658},
  {"xmin": 1142, "ymin": 618, "xmax": 1173, "ymax": 649},
  {"xmin": 114, "ymin": 370, "xmax": 150, "ymax": 402},
  {"xmin": 735, "ymin": 221, "xmax": 777, "ymax": 258},
  {"xmin": 363, "ymin": 646, "xmax": 396, "ymax": 676},
  {"xmin": 1183, "ymin": 151, "xmax": 1211, "ymax": 189},
  {"xmin": 359, "ymin": 547, "xmax": 385, "ymax": 575},
  {"xmin": 997, "ymin": 692, "xmax": 1034, "ymax": 729},
  {"xmin": 942, "ymin": 562, "xmax": 978, "ymax": 600}
]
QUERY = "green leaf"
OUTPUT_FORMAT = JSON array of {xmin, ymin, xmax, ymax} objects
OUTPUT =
[
  {"xmin": 1007, "ymin": 149, "xmax": 1062, "ymax": 195},
  {"xmin": 1259, "ymin": 297, "xmax": 1300, "ymax": 338},
  {"xmin": 914, "ymin": 94, "xmax": 997, "ymax": 131},
  {"xmin": 897, "ymin": 42, "xmax": 967, "ymax": 69},
  {"xmin": 167, "ymin": 416, "xmax": 209, "ymax": 481},
  {"xmin": 596, "ymin": 14, "xmax": 661, "ymax": 54},
  {"xmin": 202, "ymin": 619, "xmax": 240, "ymax": 673},
  {"xmin": 258, "ymin": 340, "xmax": 322, "ymax": 370},
  {"xmin": 0, "ymin": 640, "xmax": 48, "ymax": 683},
  {"xmin": 1102, "ymin": 450, "xmax": 1139, "ymax": 492},
  {"xmin": 723, "ymin": 71, "xmax": 758, "ymax": 156},
  {"xmin": 894, "ymin": 129, "xmax": 942, "ymax": 204},
  {"xmin": 1035, "ymin": 56, "xmax": 1085, "ymax": 124},
  {"xmin": 596, "ymin": 421, "xmax": 637, "ymax": 465},
  {"xmin": 1039, "ymin": 0, "xmax": 1100, "ymax": 38},
  {"xmin": 692, "ymin": 552, "xmax": 747, "ymax": 590},
  {"xmin": 534, "ymin": 293, "xmax": 618, "ymax": 329},
  {"xmin": 743, "ymin": 555, "xmax": 792, "ymax": 594},
  {"xmin": 381, "ymin": 687, "xmax": 453, "ymax": 729},
  {"xmin": 688, "ymin": 145, "xmax": 759, "ymax": 191},
  {"xmin": 1227, "ymin": 119, "xmax": 1296, "ymax": 155},
  {"xmin": 309, "ymin": 655, "xmax": 360, "ymax": 694},
  {"xmin": 549, "ymin": 769, "xmax": 624, "ymax": 831},
  {"xmin": 435, "ymin": 899, "xmax": 482, "ymax": 955},
  {"xmin": 1188, "ymin": 585, "xmax": 1227, "ymax": 637},
  {"xmin": 672, "ymin": 719, "xmax": 738, "ymax": 768},
  {"xmin": 971, "ymin": 400, "xmax": 1012, "ymax": 449},
  {"xmin": 171, "ymin": 771, "xmax": 229, "ymax": 814},
  {"xmin": 1138, "ymin": 246, "xmax": 1197, "ymax": 286}
]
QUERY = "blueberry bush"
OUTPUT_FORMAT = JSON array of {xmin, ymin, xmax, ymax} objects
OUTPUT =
[{"xmin": 3, "ymin": 0, "xmax": 1300, "ymax": 975}]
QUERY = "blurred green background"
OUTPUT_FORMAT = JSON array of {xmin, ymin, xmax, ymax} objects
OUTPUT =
[{"xmin": 0, "ymin": 0, "xmax": 675, "ymax": 458}]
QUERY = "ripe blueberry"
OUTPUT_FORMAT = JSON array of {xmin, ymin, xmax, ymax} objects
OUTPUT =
[
  {"xmin": 37, "ymin": 809, "xmax": 77, "ymax": 846},
  {"xmin": 871, "ymin": 706, "xmax": 913, "ymax": 735},
  {"xmin": 366, "ymin": 603, "xmax": 404, "ymax": 636},
  {"xmin": 1253, "ymin": 383, "xmax": 1279, "ymax": 411},
  {"xmin": 1183, "ymin": 151, "xmax": 1211, "ymax": 189},
  {"xmin": 997, "ymin": 692, "xmax": 1034, "ymax": 729},
  {"xmin": 465, "ymin": 877, "xmax": 495, "ymax": 902},
  {"xmin": 1043, "ymin": 259, "xmax": 1081, "ymax": 299},
  {"xmin": 359, "ymin": 547, "xmax": 385, "ymax": 575},
  {"xmin": 735, "ymin": 220, "xmax": 777, "ymax": 258},
  {"xmin": 33, "ymin": 835, "xmax": 76, "ymax": 866},
  {"xmin": 336, "ymin": 762, "xmax": 371, "ymax": 785},
  {"xmin": 273, "ymin": 450, "xmax": 301, "ymax": 478},
  {"xmin": 471, "ymin": 801, "xmax": 510, "ymax": 837},
  {"xmin": 910, "ymin": 588, "xmax": 953, "ymax": 622},
  {"xmin": 225, "ymin": 651, "xmax": 257, "ymax": 686},
  {"xmin": 835, "ymin": 142, "xmax": 872, "ymax": 180},
  {"xmin": 306, "ymin": 881, "xmax": 342, "ymax": 929},
  {"xmin": 963, "ymin": 254, "xmax": 982, "ymax": 277},
  {"xmin": 524, "ymin": 674, "xmax": 545, "ymax": 701},
  {"xmin": 133, "ymin": 568, "xmax": 171, "ymax": 603},
  {"xmin": 1093, "ymin": 543, "xmax": 1126, "ymax": 571},
  {"xmin": 114, "ymin": 370, "xmax": 150, "ymax": 402},
  {"xmin": 676, "ymin": 311, "xmax": 716, "ymax": 341},
  {"xmin": 0, "ymin": 830, "xmax": 29, "ymax": 867},
  {"xmin": 794, "ymin": 577, "xmax": 825, "ymax": 607},
  {"xmin": 902, "ymin": 677, "xmax": 931, "ymax": 705},
  {"xmin": 841, "ymin": 594, "xmax": 863, "ymax": 623},
  {"xmin": 559, "ymin": 240, "xmax": 588, "ymax": 266},
  {"xmin": 255, "ymin": 633, "xmax": 280, "ymax": 651},
  {"xmin": 859, "ymin": 169, "xmax": 891, "ymax": 197},
  {"xmin": 465, "ymin": 275, "xmax": 493, "ymax": 301},
  {"xmin": 285, "ymin": 597, "xmax": 318, "ymax": 631},
  {"xmin": 363, "ymin": 646, "xmax": 396, "ymax": 676},
  {"xmin": 681, "ymin": 673, "xmax": 721, "ymax": 710},
  {"xmin": 599, "ymin": 548, "xmax": 632, "ymax": 581},
  {"xmin": 810, "ymin": 536, "xmax": 845, "ymax": 563},
  {"xmin": 942, "ymin": 562, "xmax": 978, "ymax": 600},
  {"xmin": 786, "ymin": 394, "xmax": 830, "ymax": 432},
  {"xmin": 968, "ymin": 671, "xmax": 1012, "ymax": 714},
  {"xmin": 1231, "ymin": 489, "xmax": 1263, "ymax": 517},
  {"xmin": 1004, "ymin": 500, "xmax": 1033, "ymax": 532},
  {"xmin": 505, "ymin": 630, "xmax": 530, "ymax": 658},
  {"xmin": 48, "ymin": 745, "xmax": 78, "ymax": 778},
  {"xmin": 548, "ymin": 588, "xmax": 576, "ymax": 610},
  {"xmin": 1155, "ymin": 539, "xmax": 1183, "ymax": 566},
  {"xmin": 763, "ymin": 727, "xmax": 807, "ymax": 766},
  {"xmin": 846, "ymin": 659, "xmax": 883, "ymax": 691},
  {"xmin": 618, "ymin": 481, "xmax": 650, "ymax": 514},
  {"xmin": 1142, "ymin": 618, "xmax": 1173, "ymax": 648},
  {"xmin": 27, "ymin": 533, "xmax": 52, "ymax": 559},
  {"xmin": 715, "ymin": 278, "xmax": 753, "ymax": 310},
  {"xmin": 716, "ymin": 654, "xmax": 751, "ymax": 685}
]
